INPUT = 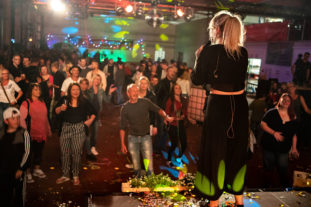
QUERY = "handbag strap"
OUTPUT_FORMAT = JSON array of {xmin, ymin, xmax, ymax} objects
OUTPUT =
[{"xmin": 1, "ymin": 82, "xmax": 12, "ymax": 103}]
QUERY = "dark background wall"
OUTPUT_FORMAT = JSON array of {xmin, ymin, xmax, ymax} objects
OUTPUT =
[{"xmin": 174, "ymin": 18, "xmax": 209, "ymax": 67}]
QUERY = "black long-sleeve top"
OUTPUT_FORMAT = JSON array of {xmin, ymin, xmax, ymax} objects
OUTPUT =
[
  {"xmin": 191, "ymin": 44, "xmax": 248, "ymax": 92},
  {"xmin": 56, "ymin": 96, "xmax": 96, "ymax": 123},
  {"xmin": 145, "ymin": 90, "xmax": 158, "ymax": 126},
  {"xmin": 53, "ymin": 71, "xmax": 65, "ymax": 101},
  {"xmin": 156, "ymin": 77, "xmax": 175, "ymax": 109},
  {"xmin": 120, "ymin": 98, "xmax": 161, "ymax": 136},
  {"xmin": 8, "ymin": 65, "xmax": 22, "ymax": 78},
  {"xmin": 0, "ymin": 127, "xmax": 31, "ymax": 174},
  {"xmin": 261, "ymin": 108, "xmax": 297, "ymax": 153}
]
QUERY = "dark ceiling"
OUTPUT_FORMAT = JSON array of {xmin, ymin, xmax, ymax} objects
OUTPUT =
[
  {"xmin": 33, "ymin": 0, "xmax": 311, "ymax": 19},
  {"xmin": 87, "ymin": 0, "xmax": 311, "ymax": 19}
]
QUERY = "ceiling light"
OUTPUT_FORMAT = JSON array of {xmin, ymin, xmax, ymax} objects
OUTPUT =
[
  {"xmin": 125, "ymin": 5, "xmax": 134, "ymax": 13},
  {"xmin": 115, "ymin": 6, "xmax": 124, "ymax": 15},
  {"xmin": 184, "ymin": 7, "xmax": 194, "ymax": 22},
  {"xmin": 145, "ymin": 9, "xmax": 164, "ymax": 28},
  {"xmin": 136, "ymin": 5, "xmax": 145, "ymax": 17},
  {"xmin": 176, "ymin": 8, "xmax": 184, "ymax": 17},
  {"xmin": 50, "ymin": 0, "xmax": 66, "ymax": 12}
]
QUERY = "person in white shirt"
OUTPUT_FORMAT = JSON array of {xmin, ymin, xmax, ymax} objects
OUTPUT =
[
  {"xmin": 176, "ymin": 70, "xmax": 191, "ymax": 99},
  {"xmin": 86, "ymin": 60, "xmax": 107, "ymax": 91},
  {"xmin": 0, "ymin": 69, "xmax": 23, "ymax": 128},
  {"xmin": 61, "ymin": 66, "xmax": 82, "ymax": 96}
]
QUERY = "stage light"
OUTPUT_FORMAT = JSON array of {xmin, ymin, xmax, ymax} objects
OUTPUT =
[
  {"xmin": 173, "ymin": 5, "xmax": 182, "ymax": 20},
  {"xmin": 50, "ymin": 0, "xmax": 66, "ymax": 12},
  {"xmin": 145, "ymin": 9, "xmax": 164, "ymax": 28},
  {"xmin": 184, "ymin": 7, "xmax": 194, "ymax": 22},
  {"xmin": 136, "ymin": 5, "xmax": 144, "ymax": 17},
  {"xmin": 176, "ymin": 8, "xmax": 184, "ymax": 17},
  {"xmin": 125, "ymin": 5, "xmax": 134, "ymax": 13},
  {"xmin": 115, "ymin": 6, "xmax": 124, "ymax": 15}
]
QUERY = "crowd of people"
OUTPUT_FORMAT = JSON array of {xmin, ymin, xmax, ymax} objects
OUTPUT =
[
  {"xmin": 0, "ymin": 11, "xmax": 311, "ymax": 207},
  {"xmin": 0, "ymin": 43, "xmax": 196, "ymax": 206}
]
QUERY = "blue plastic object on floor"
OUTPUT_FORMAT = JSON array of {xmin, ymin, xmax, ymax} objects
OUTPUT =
[
  {"xmin": 161, "ymin": 151, "xmax": 168, "ymax": 159},
  {"xmin": 181, "ymin": 154, "xmax": 189, "ymax": 164},
  {"xmin": 159, "ymin": 166, "xmax": 179, "ymax": 178},
  {"xmin": 243, "ymin": 198, "xmax": 260, "ymax": 207},
  {"xmin": 189, "ymin": 152, "xmax": 196, "ymax": 164}
]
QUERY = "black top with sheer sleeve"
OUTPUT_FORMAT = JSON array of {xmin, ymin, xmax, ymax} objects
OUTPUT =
[
  {"xmin": 55, "ymin": 96, "xmax": 96, "ymax": 123},
  {"xmin": 191, "ymin": 44, "xmax": 248, "ymax": 92},
  {"xmin": 261, "ymin": 108, "xmax": 297, "ymax": 152}
]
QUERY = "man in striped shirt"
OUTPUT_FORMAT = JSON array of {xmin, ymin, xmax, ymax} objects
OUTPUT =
[{"xmin": 0, "ymin": 107, "xmax": 31, "ymax": 207}]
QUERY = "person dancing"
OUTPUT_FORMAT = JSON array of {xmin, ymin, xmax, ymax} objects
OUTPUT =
[
  {"xmin": 191, "ymin": 10, "xmax": 249, "ymax": 207},
  {"xmin": 165, "ymin": 83, "xmax": 190, "ymax": 166},
  {"xmin": 55, "ymin": 83, "xmax": 96, "ymax": 185},
  {"xmin": 260, "ymin": 93, "xmax": 299, "ymax": 187}
]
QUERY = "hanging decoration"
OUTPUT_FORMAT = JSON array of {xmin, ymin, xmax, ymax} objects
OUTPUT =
[{"xmin": 46, "ymin": 33, "xmax": 146, "ymax": 57}]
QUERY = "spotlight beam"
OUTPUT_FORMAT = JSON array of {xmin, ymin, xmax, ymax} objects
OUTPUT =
[{"xmin": 49, "ymin": 0, "xmax": 66, "ymax": 12}]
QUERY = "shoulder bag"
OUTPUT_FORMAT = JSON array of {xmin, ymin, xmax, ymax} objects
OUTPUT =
[{"xmin": 1, "ymin": 82, "xmax": 19, "ymax": 108}]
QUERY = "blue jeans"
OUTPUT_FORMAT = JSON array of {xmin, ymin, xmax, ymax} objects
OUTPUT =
[
  {"xmin": 128, "ymin": 134, "xmax": 153, "ymax": 176},
  {"xmin": 263, "ymin": 150, "xmax": 289, "ymax": 187},
  {"xmin": 0, "ymin": 102, "xmax": 10, "ymax": 128},
  {"xmin": 116, "ymin": 86, "xmax": 124, "ymax": 104},
  {"xmin": 84, "ymin": 120, "xmax": 99, "ymax": 154}
]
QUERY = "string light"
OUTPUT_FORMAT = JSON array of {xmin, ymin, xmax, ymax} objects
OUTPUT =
[{"xmin": 46, "ymin": 34, "xmax": 146, "ymax": 56}]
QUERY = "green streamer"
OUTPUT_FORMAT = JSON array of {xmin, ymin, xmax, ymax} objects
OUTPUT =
[
  {"xmin": 217, "ymin": 160, "xmax": 225, "ymax": 189},
  {"xmin": 195, "ymin": 171, "xmax": 215, "ymax": 196},
  {"xmin": 143, "ymin": 159, "xmax": 150, "ymax": 172},
  {"xmin": 232, "ymin": 165, "xmax": 247, "ymax": 192}
]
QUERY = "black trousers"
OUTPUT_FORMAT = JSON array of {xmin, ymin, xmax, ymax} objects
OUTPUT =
[
  {"xmin": 167, "ymin": 122, "xmax": 187, "ymax": 161},
  {"xmin": 0, "ymin": 173, "xmax": 25, "ymax": 207},
  {"xmin": 30, "ymin": 140, "xmax": 45, "ymax": 166}
]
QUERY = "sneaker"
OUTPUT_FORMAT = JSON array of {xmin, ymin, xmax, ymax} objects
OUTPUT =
[
  {"xmin": 56, "ymin": 176, "xmax": 70, "ymax": 184},
  {"xmin": 33, "ymin": 169, "xmax": 47, "ymax": 178},
  {"xmin": 91, "ymin": 147, "xmax": 99, "ymax": 156},
  {"xmin": 73, "ymin": 176, "xmax": 80, "ymax": 186},
  {"xmin": 26, "ymin": 173, "xmax": 35, "ymax": 183},
  {"xmin": 125, "ymin": 163, "xmax": 133, "ymax": 169}
]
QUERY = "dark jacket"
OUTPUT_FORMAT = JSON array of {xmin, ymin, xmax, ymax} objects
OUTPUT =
[
  {"xmin": 0, "ymin": 127, "xmax": 31, "ymax": 174},
  {"xmin": 156, "ymin": 77, "xmax": 174, "ymax": 109}
]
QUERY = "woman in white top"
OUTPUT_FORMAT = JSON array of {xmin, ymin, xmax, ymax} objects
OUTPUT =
[
  {"xmin": 86, "ymin": 60, "xmax": 107, "ymax": 91},
  {"xmin": 0, "ymin": 69, "xmax": 23, "ymax": 127},
  {"xmin": 176, "ymin": 70, "xmax": 191, "ymax": 99}
]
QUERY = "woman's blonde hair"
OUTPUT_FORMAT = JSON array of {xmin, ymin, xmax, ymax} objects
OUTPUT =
[
  {"xmin": 208, "ymin": 10, "xmax": 245, "ymax": 59},
  {"xmin": 94, "ymin": 74, "xmax": 103, "ymax": 88},
  {"xmin": 138, "ymin": 76, "xmax": 150, "ymax": 90}
]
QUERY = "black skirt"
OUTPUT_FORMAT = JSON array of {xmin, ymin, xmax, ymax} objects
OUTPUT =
[{"xmin": 194, "ymin": 93, "xmax": 249, "ymax": 200}]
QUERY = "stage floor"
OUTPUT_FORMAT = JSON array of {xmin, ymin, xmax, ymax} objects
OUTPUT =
[
  {"xmin": 26, "ymin": 103, "xmax": 311, "ymax": 207},
  {"xmin": 89, "ymin": 191, "xmax": 311, "ymax": 207}
]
